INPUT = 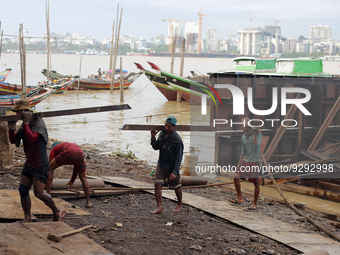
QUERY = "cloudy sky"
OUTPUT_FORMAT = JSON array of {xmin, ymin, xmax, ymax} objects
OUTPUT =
[{"xmin": 1, "ymin": 0, "xmax": 339, "ymax": 42}]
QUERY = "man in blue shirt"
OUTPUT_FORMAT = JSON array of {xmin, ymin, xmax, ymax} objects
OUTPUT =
[
  {"xmin": 231, "ymin": 117, "xmax": 262, "ymax": 210},
  {"xmin": 150, "ymin": 116, "xmax": 184, "ymax": 214}
]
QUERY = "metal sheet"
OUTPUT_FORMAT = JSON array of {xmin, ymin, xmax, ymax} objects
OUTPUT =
[
  {"xmin": 0, "ymin": 222, "xmax": 114, "ymax": 255},
  {"xmin": 99, "ymin": 176, "xmax": 340, "ymax": 255}
]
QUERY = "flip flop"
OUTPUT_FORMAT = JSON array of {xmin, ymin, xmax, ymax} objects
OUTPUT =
[
  {"xmin": 229, "ymin": 199, "xmax": 242, "ymax": 204},
  {"xmin": 54, "ymin": 211, "xmax": 67, "ymax": 222},
  {"xmin": 244, "ymin": 206, "xmax": 257, "ymax": 211}
]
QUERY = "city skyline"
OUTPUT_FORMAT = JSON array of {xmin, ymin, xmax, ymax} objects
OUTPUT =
[{"xmin": 1, "ymin": 0, "xmax": 339, "ymax": 42}]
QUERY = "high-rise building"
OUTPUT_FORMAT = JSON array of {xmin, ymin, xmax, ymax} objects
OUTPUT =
[
  {"xmin": 264, "ymin": 26, "xmax": 281, "ymax": 36},
  {"xmin": 309, "ymin": 25, "xmax": 332, "ymax": 42},
  {"xmin": 285, "ymin": 38, "xmax": 297, "ymax": 53},
  {"xmin": 206, "ymin": 29, "xmax": 218, "ymax": 51},
  {"xmin": 185, "ymin": 22, "xmax": 199, "ymax": 53}
]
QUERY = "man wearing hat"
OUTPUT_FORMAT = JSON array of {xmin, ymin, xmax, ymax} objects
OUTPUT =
[
  {"xmin": 8, "ymin": 99, "xmax": 66, "ymax": 222},
  {"xmin": 46, "ymin": 141, "xmax": 92, "ymax": 208},
  {"xmin": 150, "ymin": 116, "xmax": 184, "ymax": 214}
]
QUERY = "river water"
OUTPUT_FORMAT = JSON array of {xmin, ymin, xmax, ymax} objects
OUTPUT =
[{"xmin": 1, "ymin": 54, "xmax": 340, "ymax": 165}]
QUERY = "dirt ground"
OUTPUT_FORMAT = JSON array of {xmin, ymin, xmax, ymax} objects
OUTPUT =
[{"xmin": 1, "ymin": 141, "xmax": 339, "ymax": 255}]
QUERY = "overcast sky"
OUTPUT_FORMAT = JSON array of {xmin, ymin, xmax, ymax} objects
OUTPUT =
[{"xmin": 1, "ymin": 0, "xmax": 339, "ymax": 42}]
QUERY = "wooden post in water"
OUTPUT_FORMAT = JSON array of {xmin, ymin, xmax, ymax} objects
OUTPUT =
[
  {"xmin": 177, "ymin": 38, "xmax": 186, "ymax": 102},
  {"xmin": 0, "ymin": 31, "xmax": 3, "ymax": 63},
  {"xmin": 109, "ymin": 20, "xmax": 115, "ymax": 79},
  {"xmin": 110, "ymin": 6, "xmax": 123, "ymax": 93},
  {"xmin": 0, "ymin": 21, "xmax": 2, "ymax": 62},
  {"xmin": 45, "ymin": 0, "xmax": 50, "ymax": 85},
  {"xmin": 170, "ymin": 27, "xmax": 178, "ymax": 74},
  {"xmin": 19, "ymin": 24, "xmax": 27, "ymax": 100},
  {"xmin": 120, "ymin": 57, "xmax": 124, "ymax": 104},
  {"xmin": 77, "ymin": 55, "xmax": 82, "ymax": 97}
]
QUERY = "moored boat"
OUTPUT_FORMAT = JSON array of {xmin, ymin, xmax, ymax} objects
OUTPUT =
[
  {"xmin": 134, "ymin": 62, "xmax": 178, "ymax": 101},
  {"xmin": 0, "ymin": 79, "xmax": 76, "ymax": 95},
  {"xmin": 69, "ymin": 72, "xmax": 142, "ymax": 90},
  {"xmin": 147, "ymin": 62, "xmax": 217, "ymax": 105},
  {"xmin": 0, "ymin": 68, "xmax": 12, "ymax": 82},
  {"xmin": 0, "ymin": 87, "xmax": 54, "ymax": 108}
]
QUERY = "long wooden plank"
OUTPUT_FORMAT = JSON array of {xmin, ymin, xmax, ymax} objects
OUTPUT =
[
  {"xmin": 120, "ymin": 124, "xmax": 214, "ymax": 131},
  {"xmin": 99, "ymin": 176, "xmax": 340, "ymax": 255},
  {"xmin": 264, "ymin": 94, "xmax": 300, "ymax": 162},
  {"xmin": 0, "ymin": 222, "xmax": 114, "ymax": 255},
  {"xmin": 0, "ymin": 190, "xmax": 90, "ymax": 220},
  {"xmin": 0, "ymin": 104, "xmax": 131, "ymax": 122},
  {"xmin": 308, "ymin": 93, "xmax": 340, "ymax": 151}
]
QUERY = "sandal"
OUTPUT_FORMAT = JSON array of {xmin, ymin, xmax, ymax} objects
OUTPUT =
[
  {"xmin": 229, "ymin": 199, "xmax": 242, "ymax": 204},
  {"xmin": 54, "ymin": 210, "xmax": 67, "ymax": 222}
]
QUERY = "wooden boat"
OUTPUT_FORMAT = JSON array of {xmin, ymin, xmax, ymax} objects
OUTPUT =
[
  {"xmin": 0, "ymin": 87, "xmax": 54, "ymax": 108},
  {"xmin": 147, "ymin": 62, "xmax": 216, "ymax": 105},
  {"xmin": 0, "ymin": 79, "xmax": 76, "ymax": 95},
  {"xmin": 0, "ymin": 81, "xmax": 39, "ymax": 95},
  {"xmin": 41, "ymin": 69, "xmax": 75, "ymax": 81},
  {"xmin": 71, "ymin": 72, "xmax": 142, "ymax": 90},
  {"xmin": 41, "ymin": 78, "xmax": 77, "ymax": 94},
  {"xmin": 0, "ymin": 68, "xmax": 12, "ymax": 82},
  {"xmin": 134, "ymin": 62, "xmax": 178, "ymax": 101},
  {"xmin": 42, "ymin": 69, "xmax": 142, "ymax": 90}
]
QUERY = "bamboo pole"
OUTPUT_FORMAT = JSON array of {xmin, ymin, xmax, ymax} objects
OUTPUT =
[
  {"xmin": 110, "ymin": 7, "xmax": 123, "ymax": 93},
  {"xmin": 308, "ymin": 93, "xmax": 340, "ymax": 151},
  {"xmin": 177, "ymin": 38, "xmax": 186, "ymax": 102},
  {"xmin": 170, "ymin": 27, "xmax": 178, "ymax": 74},
  {"xmin": 77, "ymin": 55, "xmax": 82, "ymax": 97},
  {"xmin": 45, "ymin": 0, "xmax": 50, "ymax": 85},
  {"xmin": 0, "ymin": 21, "xmax": 3, "ymax": 63},
  {"xmin": 261, "ymin": 155, "xmax": 340, "ymax": 242},
  {"xmin": 109, "ymin": 20, "xmax": 115, "ymax": 79},
  {"xmin": 19, "ymin": 24, "xmax": 27, "ymax": 100},
  {"xmin": 120, "ymin": 57, "xmax": 124, "ymax": 104}
]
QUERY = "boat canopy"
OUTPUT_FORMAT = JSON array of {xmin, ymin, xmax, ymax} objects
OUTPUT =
[
  {"xmin": 254, "ymin": 58, "xmax": 276, "ymax": 70},
  {"xmin": 276, "ymin": 58, "xmax": 323, "ymax": 74}
]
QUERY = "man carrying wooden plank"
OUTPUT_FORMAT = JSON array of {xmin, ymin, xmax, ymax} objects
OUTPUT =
[
  {"xmin": 230, "ymin": 117, "xmax": 262, "ymax": 210},
  {"xmin": 7, "ymin": 99, "xmax": 66, "ymax": 222},
  {"xmin": 150, "ymin": 116, "xmax": 184, "ymax": 214},
  {"xmin": 46, "ymin": 142, "xmax": 93, "ymax": 208}
]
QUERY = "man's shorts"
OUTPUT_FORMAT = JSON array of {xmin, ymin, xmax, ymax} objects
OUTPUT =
[
  {"xmin": 21, "ymin": 163, "xmax": 49, "ymax": 184},
  {"xmin": 235, "ymin": 161, "xmax": 260, "ymax": 183},
  {"xmin": 154, "ymin": 165, "xmax": 181, "ymax": 190},
  {"xmin": 54, "ymin": 151, "xmax": 86, "ymax": 173}
]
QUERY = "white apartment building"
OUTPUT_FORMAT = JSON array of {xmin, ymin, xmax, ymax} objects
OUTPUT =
[
  {"xmin": 206, "ymin": 29, "xmax": 218, "ymax": 51},
  {"xmin": 309, "ymin": 25, "xmax": 332, "ymax": 41}
]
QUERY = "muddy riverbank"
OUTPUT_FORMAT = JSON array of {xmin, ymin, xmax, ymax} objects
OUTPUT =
[{"xmin": 1, "ymin": 140, "xmax": 339, "ymax": 254}]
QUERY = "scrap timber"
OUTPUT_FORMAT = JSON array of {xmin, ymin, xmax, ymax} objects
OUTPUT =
[
  {"xmin": 88, "ymin": 176, "xmax": 340, "ymax": 255},
  {"xmin": 0, "ymin": 190, "xmax": 90, "ymax": 220},
  {"xmin": 0, "ymin": 104, "xmax": 131, "ymax": 122},
  {"xmin": 0, "ymin": 222, "xmax": 114, "ymax": 254}
]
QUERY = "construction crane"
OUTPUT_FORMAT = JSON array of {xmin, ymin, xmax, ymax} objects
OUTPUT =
[
  {"xmin": 198, "ymin": 7, "xmax": 205, "ymax": 53},
  {"xmin": 258, "ymin": 17, "xmax": 280, "ymax": 27},
  {"xmin": 162, "ymin": 19, "xmax": 188, "ymax": 53}
]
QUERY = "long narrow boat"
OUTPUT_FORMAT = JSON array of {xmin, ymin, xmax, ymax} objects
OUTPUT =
[
  {"xmin": 44, "ymin": 78, "xmax": 77, "ymax": 94},
  {"xmin": 0, "ymin": 79, "xmax": 76, "ymax": 95},
  {"xmin": 147, "ymin": 62, "xmax": 213, "ymax": 105},
  {"xmin": 0, "ymin": 68, "xmax": 12, "ymax": 82},
  {"xmin": 72, "ymin": 72, "xmax": 142, "ymax": 90},
  {"xmin": 0, "ymin": 81, "xmax": 39, "ymax": 95},
  {"xmin": 134, "ymin": 62, "xmax": 179, "ymax": 101},
  {"xmin": 0, "ymin": 87, "xmax": 54, "ymax": 108}
]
